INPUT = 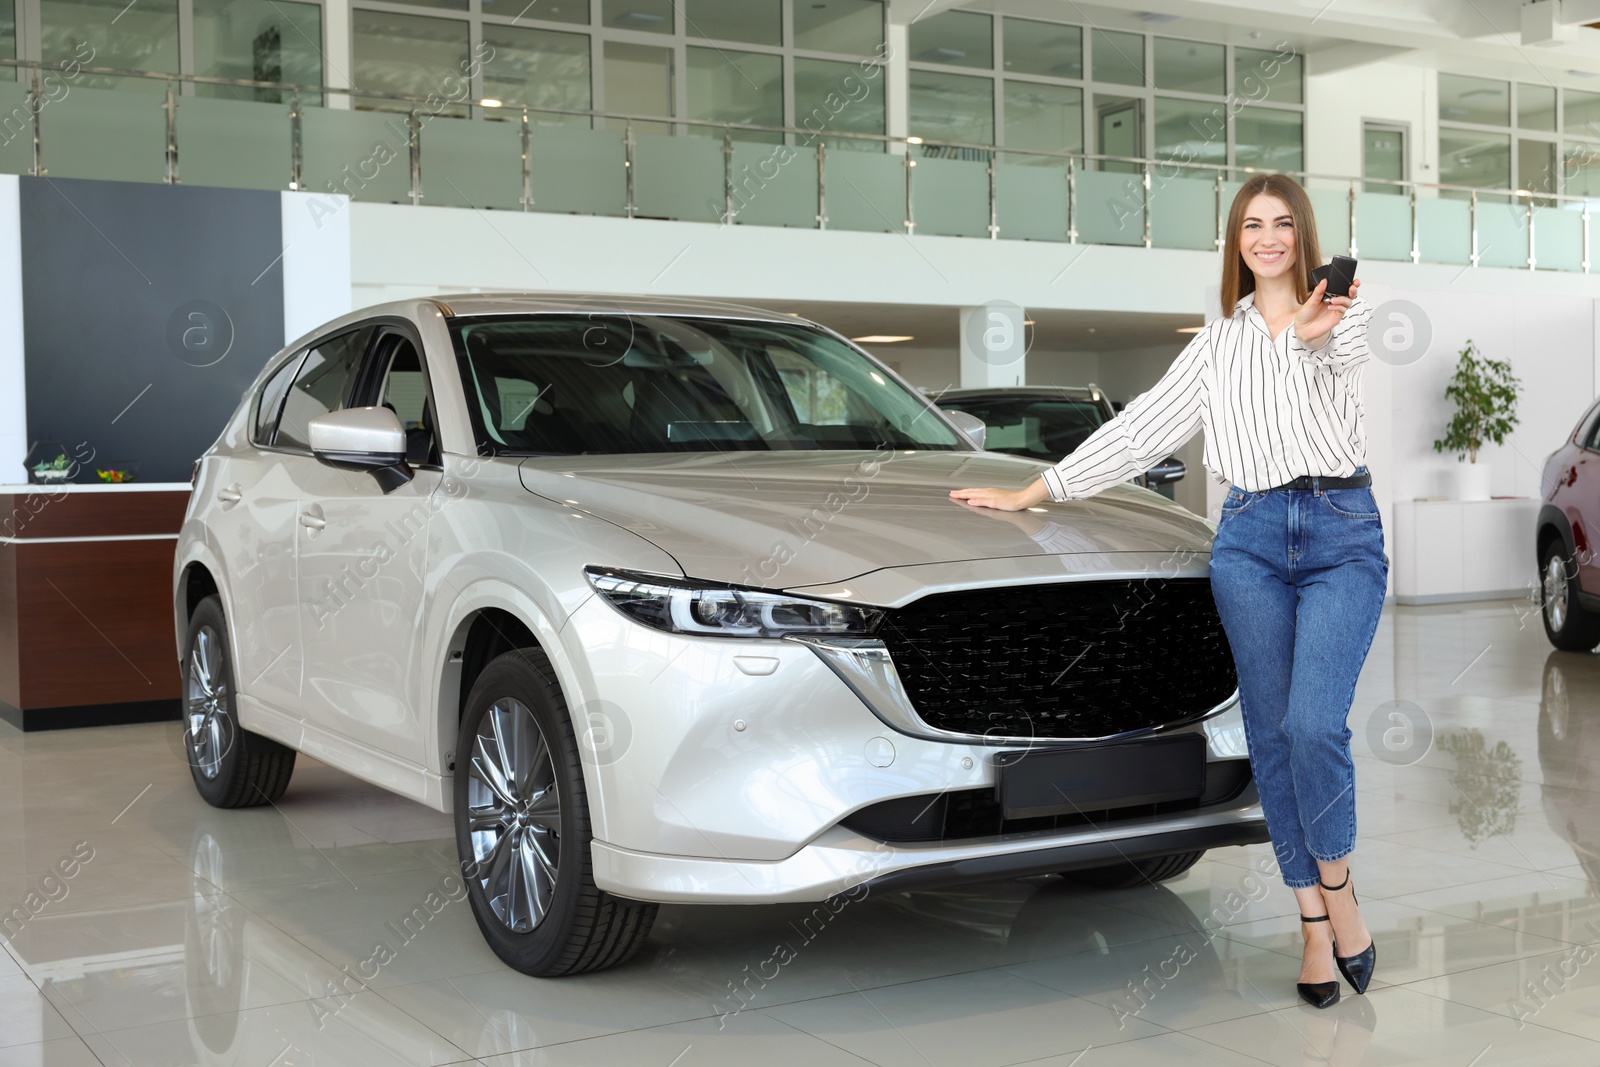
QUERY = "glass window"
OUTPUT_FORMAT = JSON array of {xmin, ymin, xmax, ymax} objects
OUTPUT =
[
  {"xmin": 1002, "ymin": 18, "xmax": 1080, "ymax": 78},
  {"xmin": 1363, "ymin": 123, "xmax": 1405, "ymax": 193},
  {"xmin": 482, "ymin": 25, "xmax": 590, "ymax": 123},
  {"xmin": 1566, "ymin": 90, "xmax": 1600, "ymax": 142},
  {"xmin": 795, "ymin": 57, "xmax": 885, "ymax": 151},
  {"xmin": 1234, "ymin": 47, "xmax": 1301, "ymax": 106},
  {"xmin": 371, "ymin": 336, "xmax": 439, "ymax": 465},
  {"xmin": 1003, "ymin": 81, "xmax": 1081, "ymax": 158},
  {"xmin": 688, "ymin": 47, "xmax": 782, "ymax": 143},
  {"xmin": 909, "ymin": 10, "xmax": 991, "ymax": 69},
  {"xmin": 1439, "ymin": 73, "xmax": 1509, "ymax": 127},
  {"xmin": 909, "ymin": 68, "xmax": 993, "ymax": 145},
  {"xmin": 352, "ymin": 10, "xmax": 470, "ymax": 113},
  {"xmin": 929, "ymin": 396, "xmax": 1103, "ymax": 461},
  {"xmin": 604, "ymin": 40, "xmax": 672, "ymax": 133},
  {"xmin": 602, "ymin": 0, "xmax": 672, "ymax": 33},
  {"xmin": 1154, "ymin": 97, "xmax": 1226, "ymax": 167},
  {"xmin": 192, "ymin": 0, "xmax": 322, "ymax": 104},
  {"xmin": 1519, "ymin": 83, "xmax": 1556, "ymax": 132},
  {"xmin": 482, "ymin": 0, "xmax": 586, "ymax": 21},
  {"xmin": 1154, "ymin": 38, "xmax": 1222, "ymax": 95},
  {"xmin": 794, "ymin": 0, "xmax": 882, "ymax": 56},
  {"xmin": 1235, "ymin": 106, "xmax": 1302, "ymax": 173},
  {"xmin": 685, "ymin": 0, "xmax": 779, "ymax": 46},
  {"xmin": 1440, "ymin": 128, "xmax": 1510, "ymax": 189},
  {"xmin": 1094, "ymin": 94, "xmax": 1141, "ymax": 171},
  {"xmin": 0, "ymin": 0, "xmax": 15, "ymax": 62},
  {"xmin": 253, "ymin": 353, "xmax": 305, "ymax": 447},
  {"xmin": 275, "ymin": 328, "xmax": 375, "ymax": 453},
  {"xmin": 1092, "ymin": 29, "xmax": 1143, "ymax": 87},
  {"xmin": 1518, "ymin": 138, "xmax": 1556, "ymax": 199},
  {"xmin": 1565, "ymin": 143, "xmax": 1600, "ymax": 198},
  {"xmin": 41, "ymin": 0, "xmax": 179, "ymax": 91},
  {"xmin": 449, "ymin": 315, "xmax": 965, "ymax": 454}
]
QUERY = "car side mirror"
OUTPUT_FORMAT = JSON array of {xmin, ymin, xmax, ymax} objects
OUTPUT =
[
  {"xmin": 942, "ymin": 408, "xmax": 986, "ymax": 450},
  {"xmin": 308, "ymin": 407, "xmax": 414, "ymax": 493},
  {"xmin": 1145, "ymin": 455, "xmax": 1187, "ymax": 486}
]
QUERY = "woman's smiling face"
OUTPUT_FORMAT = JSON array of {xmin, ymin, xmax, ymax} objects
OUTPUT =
[{"xmin": 1238, "ymin": 193, "xmax": 1297, "ymax": 283}]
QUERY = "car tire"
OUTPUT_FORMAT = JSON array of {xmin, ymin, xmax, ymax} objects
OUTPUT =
[
  {"xmin": 1064, "ymin": 850, "xmax": 1205, "ymax": 889},
  {"xmin": 454, "ymin": 647, "xmax": 657, "ymax": 977},
  {"xmin": 1540, "ymin": 542, "xmax": 1600, "ymax": 652},
  {"xmin": 182, "ymin": 595, "xmax": 296, "ymax": 808}
]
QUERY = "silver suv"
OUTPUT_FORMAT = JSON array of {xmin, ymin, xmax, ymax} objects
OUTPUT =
[{"xmin": 173, "ymin": 294, "xmax": 1265, "ymax": 976}]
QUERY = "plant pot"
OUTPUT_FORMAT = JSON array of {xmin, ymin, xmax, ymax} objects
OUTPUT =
[{"xmin": 1453, "ymin": 462, "xmax": 1492, "ymax": 501}]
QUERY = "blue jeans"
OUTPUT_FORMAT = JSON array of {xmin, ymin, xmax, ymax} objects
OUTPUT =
[{"xmin": 1208, "ymin": 471, "xmax": 1388, "ymax": 888}]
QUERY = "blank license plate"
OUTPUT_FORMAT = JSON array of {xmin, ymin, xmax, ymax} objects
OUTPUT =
[{"xmin": 994, "ymin": 734, "xmax": 1207, "ymax": 820}]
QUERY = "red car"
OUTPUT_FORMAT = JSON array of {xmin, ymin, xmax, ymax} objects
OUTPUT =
[{"xmin": 1539, "ymin": 397, "xmax": 1600, "ymax": 651}]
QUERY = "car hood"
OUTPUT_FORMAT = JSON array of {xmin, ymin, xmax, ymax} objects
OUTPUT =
[{"xmin": 518, "ymin": 451, "xmax": 1215, "ymax": 590}]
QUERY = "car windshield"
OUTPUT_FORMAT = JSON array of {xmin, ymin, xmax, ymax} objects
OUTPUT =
[
  {"xmin": 942, "ymin": 395, "xmax": 1106, "ymax": 463},
  {"xmin": 449, "ymin": 314, "xmax": 968, "ymax": 455}
]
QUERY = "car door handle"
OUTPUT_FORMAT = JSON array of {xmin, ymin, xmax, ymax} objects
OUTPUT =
[
  {"xmin": 299, "ymin": 508, "xmax": 326, "ymax": 531},
  {"xmin": 217, "ymin": 484, "xmax": 243, "ymax": 505}
]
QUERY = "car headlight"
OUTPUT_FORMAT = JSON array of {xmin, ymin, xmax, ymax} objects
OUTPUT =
[{"xmin": 584, "ymin": 566, "xmax": 883, "ymax": 638}]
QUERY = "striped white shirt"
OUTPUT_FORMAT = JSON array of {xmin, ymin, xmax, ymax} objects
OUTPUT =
[{"xmin": 1040, "ymin": 293, "xmax": 1376, "ymax": 499}]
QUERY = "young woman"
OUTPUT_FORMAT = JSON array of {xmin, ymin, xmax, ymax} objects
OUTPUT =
[{"xmin": 951, "ymin": 173, "xmax": 1384, "ymax": 1009}]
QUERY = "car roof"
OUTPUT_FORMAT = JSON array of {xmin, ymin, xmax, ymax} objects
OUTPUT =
[
  {"xmin": 939, "ymin": 386, "xmax": 1104, "ymax": 399},
  {"xmin": 429, "ymin": 292, "xmax": 803, "ymax": 323}
]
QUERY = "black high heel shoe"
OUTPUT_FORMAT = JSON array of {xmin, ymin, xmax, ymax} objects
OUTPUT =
[
  {"xmin": 1297, "ymin": 914, "xmax": 1341, "ymax": 1009},
  {"xmin": 1322, "ymin": 871, "xmax": 1376, "ymax": 994}
]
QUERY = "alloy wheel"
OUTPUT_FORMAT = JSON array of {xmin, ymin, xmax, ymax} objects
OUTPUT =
[
  {"xmin": 466, "ymin": 698, "xmax": 561, "ymax": 934},
  {"xmin": 186, "ymin": 625, "xmax": 232, "ymax": 780},
  {"xmin": 1545, "ymin": 555, "xmax": 1570, "ymax": 633}
]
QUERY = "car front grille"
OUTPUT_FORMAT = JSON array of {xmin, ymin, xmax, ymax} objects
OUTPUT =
[{"xmin": 876, "ymin": 578, "xmax": 1237, "ymax": 739}]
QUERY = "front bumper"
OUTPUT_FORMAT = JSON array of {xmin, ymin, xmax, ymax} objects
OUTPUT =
[{"xmin": 593, "ymin": 789, "xmax": 1267, "ymax": 904}]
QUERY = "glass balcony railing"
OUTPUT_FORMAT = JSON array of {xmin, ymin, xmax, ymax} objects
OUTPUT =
[{"xmin": 4, "ymin": 59, "xmax": 1597, "ymax": 272}]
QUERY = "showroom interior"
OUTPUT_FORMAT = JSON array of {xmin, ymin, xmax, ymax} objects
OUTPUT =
[{"xmin": 4, "ymin": 0, "xmax": 1600, "ymax": 1062}]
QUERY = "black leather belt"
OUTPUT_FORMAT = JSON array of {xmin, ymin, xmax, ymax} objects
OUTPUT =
[{"xmin": 1265, "ymin": 471, "xmax": 1372, "ymax": 491}]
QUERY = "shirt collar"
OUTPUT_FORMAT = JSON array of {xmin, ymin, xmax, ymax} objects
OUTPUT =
[{"xmin": 1233, "ymin": 292, "xmax": 1257, "ymax": 317}]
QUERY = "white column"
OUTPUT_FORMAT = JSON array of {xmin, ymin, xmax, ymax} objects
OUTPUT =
[
  {"xmin": 324, "ymin": 0, "xmax": 353, "ymax": 110},
  {"xmin": 0, "ymin": 176, "xmax": 25, "ymax": 485},
  {"xmin": 885, "ymin": 20, "xmax": 909, "ymax": 156},
  {"xmin": 958, "ymin": 303, "xmax": 1026, "ymax": 388},
  {"xmin": 281, "ymin": 191, "xmax": 353, "ymax": 344}
]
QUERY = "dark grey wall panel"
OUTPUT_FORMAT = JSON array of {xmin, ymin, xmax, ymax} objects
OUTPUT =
[{"xmin": 21, "ymin": 177, "xmax": 284, "ymax": 484}]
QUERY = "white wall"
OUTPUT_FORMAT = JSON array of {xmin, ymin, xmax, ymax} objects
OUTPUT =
[
  {"xmin": 0, "ymin": 177, "xmax": 23, "ymax": 485},
  {"xmin": 1306, "ymin": 60, "xmax": 1436, "ymax": 188}
]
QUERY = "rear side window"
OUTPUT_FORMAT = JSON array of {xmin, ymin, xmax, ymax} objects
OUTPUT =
[
  {"xmin": 1585, "ymin": 404, "xmax": 1600, "ymax": 451},
  {"xmin": 274, "ymin": 327, "xmax": 375, "ymax": 452},
  {"xmin": 252, "ymin": 353, "xmax": 304, "ymax": 447}
]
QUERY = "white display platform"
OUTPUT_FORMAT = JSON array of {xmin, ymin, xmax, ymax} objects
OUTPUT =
[{"xmin": 1391, "ymin": 497, "xmax": 1541, "ymax": 605}]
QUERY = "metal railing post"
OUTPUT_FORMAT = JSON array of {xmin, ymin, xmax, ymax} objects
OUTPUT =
[
  {"xmin": 1584, "ymin": 204, "xmax": 1592, "ymax": 274},
  {"xmin": 1213, "ymin": 170, "xmax": 1224, "ymax": 251},
  {"xmin": 1347, "ymin": 180, "xmax": 1358, "ymax": 257},
  {"xmin": 722, "ymin": 130, "xmax": 734, "ymax": 225},
  {"xmin": 164, "ymin": 80, "xmax": 179, "ymax": 184},
  {"xmin": 904, "ymin": 148, "xmax": 915, "ymax": 235},
  {"xmin": 624, "ymin": 120, "xmax": 636, "ymax": 219},
  {"xmin": 1141, "ymin": 161, "xmax": 1152, "ymax": 248},
  {"xmin": 816, "ymin": 139, "xmax": 827, "ymax": 230},
  {"xmin": 1526, "ymin": 193, "xmax": 1536, "ymax": 271},
  {"xmin": 407, "ymin": 111, "xmax": 422, "ymax": 206},
  {"xmin": 1066, "ymin": 157, "xmax": 1077, "ymax": 244},
  {"xmin": 1470, "ymin": 189, "xmax": 1479, "ymax": 268},
  {"xmin": 520, "ymin": 108, "xmax": 532, "ymax": 212},
  {"xmin": 1409, "ymin": 184, "xmax": 1419, "ymax": 264},
  {"xmin": 987, "ymin": 149, "xmax": 998, "ymax": 240},
  {"xmin": 289, "ymin": 93, "xmax": 303, "ymax": 191},
  {"xmin": 28, "ymin": 73, "xmax": 43, "ymax": 177}
]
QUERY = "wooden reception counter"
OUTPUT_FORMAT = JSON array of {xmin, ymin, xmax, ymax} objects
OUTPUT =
[{"xmin": 0, "ymin": 483, "xmax": 190, "ymax": 730}]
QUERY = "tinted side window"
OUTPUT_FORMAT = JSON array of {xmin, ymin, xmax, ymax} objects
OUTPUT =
[
  {"xmin": 1585, "ymin": 405, "xmax": 1600, "ymax": 450},
  {"xmin": 252, "ymin": 353, "xmax": 304, "ymax": 447},
  {"xmin": 274, "ymin": 327, "xmax": 375, "ymax": 452},
  {"xmin": 372, "ymin": 334, "xmax": 439, "ymax": 465}
]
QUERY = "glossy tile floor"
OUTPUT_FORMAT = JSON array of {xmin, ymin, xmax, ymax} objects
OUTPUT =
[{"xmin": 5, "ymin": 598, "xmax": 1600, "ymax": 1066}]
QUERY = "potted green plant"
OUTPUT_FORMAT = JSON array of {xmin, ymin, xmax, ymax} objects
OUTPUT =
[
  {"xmin": 29, "ymin": 450, "xmax": 72, "ymax": 484},
  {"xmin": 1431, "ymin": 340, "xmax": 1520, "ymax": 501}
]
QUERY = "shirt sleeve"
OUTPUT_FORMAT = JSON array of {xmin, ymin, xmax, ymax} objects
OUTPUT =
[
  {"xmin": 1040, "ymin": 330, "xmax": 1210, "ymax": 502},
  {"xmin": 1288, "ymin": 295, "xmax": 1374, "ymax": 370}
]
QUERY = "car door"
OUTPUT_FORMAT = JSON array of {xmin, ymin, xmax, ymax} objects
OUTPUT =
[
  {"xmin": 1575, "ymin": 408, "xmax": 1600, "ymax": 593},
  {"xmin": 208, "ymin": 350, "xmax": 310, "ymax": 717},
  {"xmin": 294, "ymin": 323, "xmax": 442, "ymax": 765}
]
